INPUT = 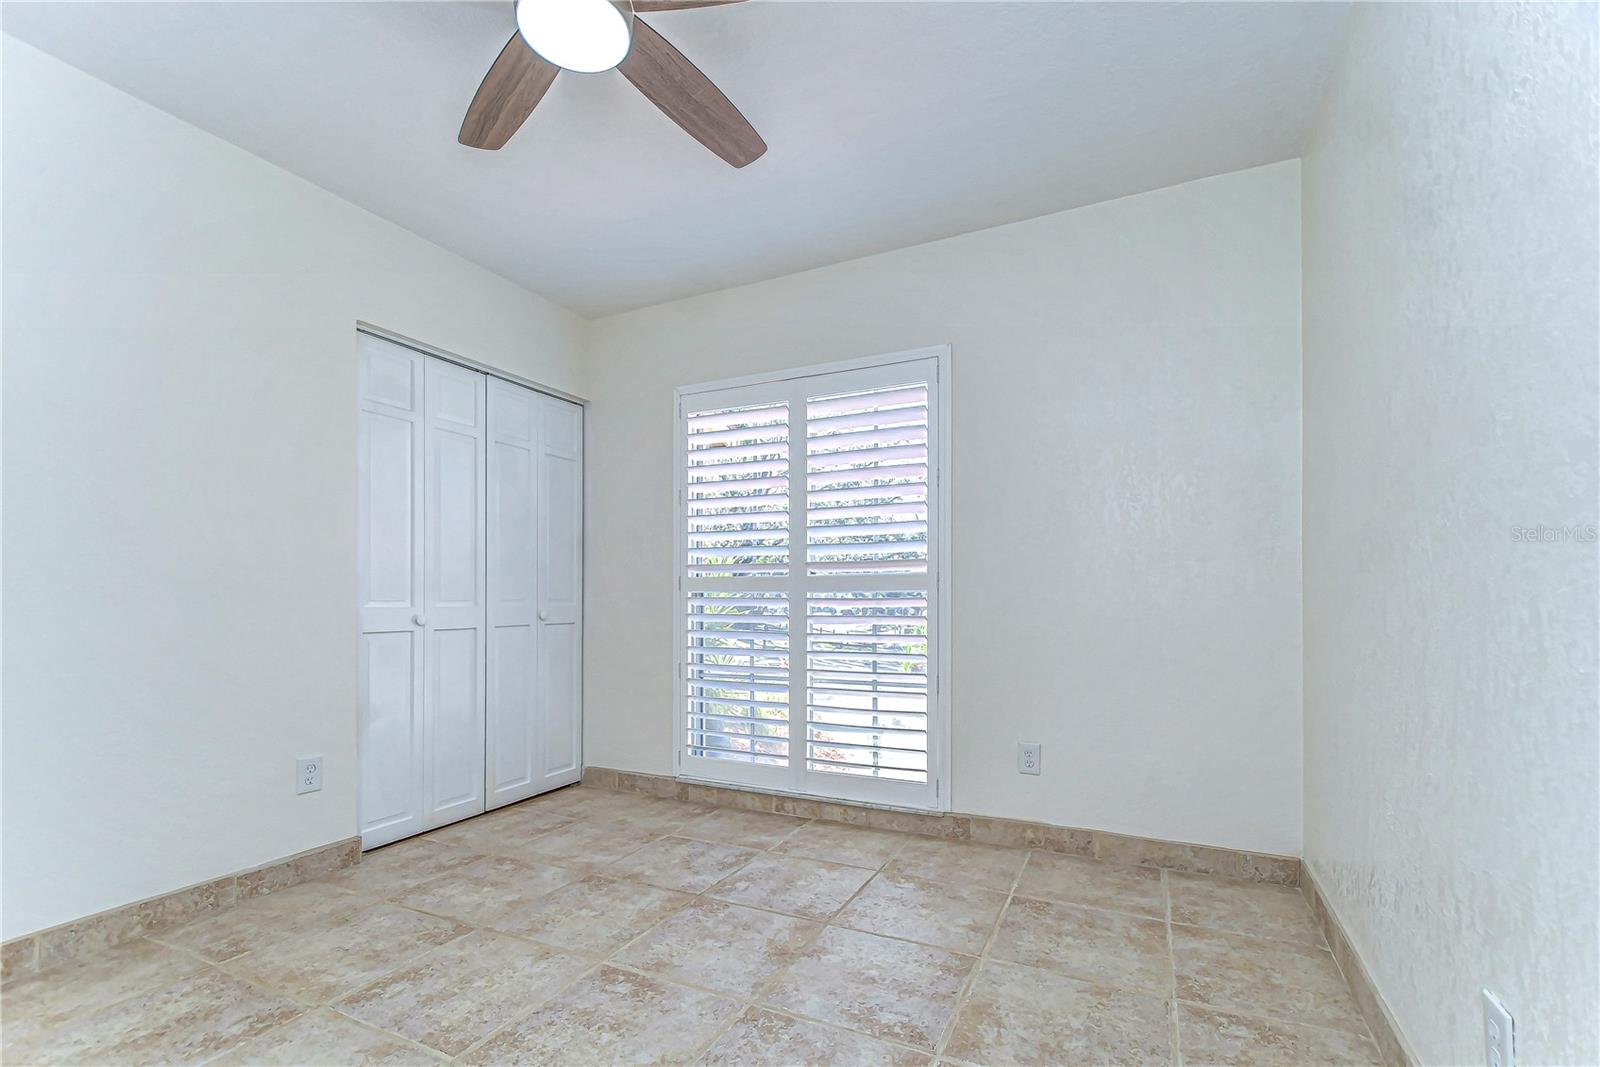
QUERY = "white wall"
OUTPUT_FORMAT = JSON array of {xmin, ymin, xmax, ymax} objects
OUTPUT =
[
  {"xmin": 0, "ymin": 39, "xmax": 588, "ymax": 940},
  {"xmin": 1301, "ymin": 4, "xmax": 1599, "ymax": 1064},
  {"xmin": 585, "ymin": 161, "xmax": 1304, "ymax": 857}
]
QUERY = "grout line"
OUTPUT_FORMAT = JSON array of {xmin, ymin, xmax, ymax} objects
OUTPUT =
[
  {"xmin": 1170, "ymin": 997, "xmax": 1387, "ymax": 1042},
  {"xmin": 445, "ymin": 960, "xmax": 604, "ymax": 1064},
  {"xmin": 1164, "ymin": 868, "xmax": 1182, "ymax": 1067},
  {"xmin": 929, "ymin": 847, "xmax": 1028, "ymax": 1059},
  {"xmin": 1165, "ymin": 916, "xmax": 1333, "ymax": 950},
  {"xmin": 738, "ymin": 1003, "xmax": 936, "ymax": 1058},
  {"xmin": 320, "ymin": 1004, "xmax": 463, "ymax": 1062}
]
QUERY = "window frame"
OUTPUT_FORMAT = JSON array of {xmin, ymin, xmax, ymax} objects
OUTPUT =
[{"xmin": 672, "ymin": 345, "xmax": 952, "ymax": 812}]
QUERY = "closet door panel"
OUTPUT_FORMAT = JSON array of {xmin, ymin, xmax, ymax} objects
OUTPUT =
[
  {"xmin": 358, "ymin": 632, "xmax": 418, "ymax": 834},
  {"xmin": 422, "ymin": 358, "xmax": 488, "ymax": 828},
  {"xmin": 486, "ymin": 379, "xmax": 542, "ymax": 808},
  {"xmin": 429, "ymin": 626, "xmax": 483, "ymax": 812},
  {"xmin": 536, "ymin": 394, "xmax": 583, "ymax": 787},
  {"xmin": 357, "ymin": 336, "xmax": 425, "ymax": 847}
]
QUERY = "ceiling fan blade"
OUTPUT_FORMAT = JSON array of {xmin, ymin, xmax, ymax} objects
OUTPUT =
[
  {"xmin": 630, "ymin": 0, "xmax": 746, "ymax": 11},
  {"xmin": 618, "ymin": 18, "xmax": 766, "ymax": 168},
  {"xmin": 459, "ymin": 33, "xmax": 559, "ymax": 150}
]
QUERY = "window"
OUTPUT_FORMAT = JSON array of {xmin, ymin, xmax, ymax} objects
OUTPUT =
[{"xmin": 675, "ymin": 347, "xmax": 949, "ymax": 810}]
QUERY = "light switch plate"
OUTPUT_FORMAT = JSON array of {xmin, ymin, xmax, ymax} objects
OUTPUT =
[{"xmin": 296, "ymin": 756, "xmax": 322, "ymax": 795}]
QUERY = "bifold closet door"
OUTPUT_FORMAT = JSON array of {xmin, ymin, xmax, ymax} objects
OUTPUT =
[
  {"xmin": 358, "ymin": 339, "xmax": 487, "ymax": 847},
  {"xmin": 485, "ymin": 379, "xmax": 540, "ymax": 807},
  {"xmin": 485, "ymin": 382, "xmax": 583, "ymax": 807},
  {"xmin": 420, "ymin": 358, "xmax": 489, "ymax": 829},
  {"xmin": 534, "ymin": 392, "xmax": 583, "ymax": 791},
  {"xmin": 357, "ymin": 336, "xmax": 427, "ymax": 847},
  {"xmin": 361, "ymin": 334, "xmax": 578, "ymax": 846}
]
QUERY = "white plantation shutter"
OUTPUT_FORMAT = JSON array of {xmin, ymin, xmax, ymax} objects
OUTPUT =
[
  {"xmin": 804, "ymin": 383, "xmax": 930, "ymax": 783},
  {"xmin": 684, "ymin": 401, "xmax": 792, "ymax": 774},
  {"xmin": 678, "ymin": 350, "xmax": 946, "ymax": 808}
]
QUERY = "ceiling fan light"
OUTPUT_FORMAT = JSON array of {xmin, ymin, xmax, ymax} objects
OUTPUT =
[{"xmin": 516, "ymin": 0, "xmax": 633, "ymax": 74}]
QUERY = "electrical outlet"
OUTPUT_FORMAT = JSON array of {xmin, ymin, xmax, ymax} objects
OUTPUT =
[
  {"xmin": 1018, "ymin": 741, "xmax": 1042, "ymax": 775},
  {"xmin": 1483, "ymin": 990, "xmax": 1514, "ymax": 1067},
  {"xmin": 295, "ymin": 756, "xmax": 323, "ymax": 795}
]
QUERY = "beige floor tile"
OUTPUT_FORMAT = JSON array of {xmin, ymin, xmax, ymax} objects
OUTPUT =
[
  {"xmin": 396, "ymin": 853, "xmax": 585, "ymax": 927},
  {"xmin": 460, "ymin": 964, "xmax": 740, "ymax": 1065},
  {"xmin": 835, "ymin": 869, "xmax": 1007, "ymax": 954},
  {"xmin": 613, "ymin": 899, "xmax": 820, "ymax": 997},
  {"xmin": 988, "ymin": 896, "xmax": 1172, "ymax": 994},
  {"xmin": 772, "ymin": 822, "xmax": 912, "ymax": 869},
  {"xmin": 1013, "ymin": 852, "xmax": 1167, "ymax": 919},
  {"xmin": 1172, "ymin": 926, "xmax": 1366, "ymax": 1035},
  {"xmin": 604, "ymin": 797, "xmax": 719, "ymax": 835},
  {"xmin": 421, "ymin": 808, "xmax": 575, "ymax": 854},
  {"xmin": 0, "ymin": 937, "xmax": 206, "ymax": 1047},
  {"xmin": 943, "ymin": 958, "xmax": 1173, "ymax": 1065},
  {"xmin": 223, "ymin": 903, "xmax": 470, "ymax": 1004},
  {"xmin": 701, "ymin": 1006, "xmax": 931, "ymax": 1066},
  {"xmin": 157, "ymin": 882, "xmax": 370, "ymax": 963},
  {"xmin": 514, "ymin": 819, "xmax": 668, "ymax": 869},
  {"xmin": 708, "ymin": 854, "xmax": 876, "ymax": 920},
  {"xmin": 502, "ymin": 874, "xmax": 691, "ymax": 956},
  {"xmin": 1168, "ymin": 872, "xmax": 1324, "ymax": 946},
  {"xmin": 886, "ymin": 837, "xmax": 1026, "ymax": 893},
  {"xmin": 1177, "ymin": 1003, "xmax": 1382, "ymax": 1065},
  {"xmin": 334, "ymin": 930, "xmax": 591, "ymax": 1055},
  {"xmin": 605, "ymin": 835, "xmax": 760, "ymax": 893},
  {"xmin": 514, "ymin": 786, "xmax": 641, "ymax": 821},
  {"xmin": 679, "ymin": 808, "xmax": 809, "ymax": 850},
  {"xmin": 4, "ymin": 970, "xmax": 302, "ymax": 1066},
  {"xmin": 323, "ymin": 839, "xmax": 486, "ymax": 899},
  {"xmin": 761, "ymin": 926, "xmax": 974, "ymax": 1052},
  {"xmin": 213, "ymin": 1009, "xmax": 446, "ymax": 1065}
]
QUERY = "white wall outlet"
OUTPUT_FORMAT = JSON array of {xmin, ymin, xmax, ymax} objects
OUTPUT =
[
  {"xmin": 295, "ymin": 756, "xmax": 323, "ymax": 795},
  {"xmin": 1018, "ymin": 741, "xmax": 1042, "ymax": 775},
  {"xmin": 1483, "ymin": 990, "xmax": 1514, "ymax": 1067}
]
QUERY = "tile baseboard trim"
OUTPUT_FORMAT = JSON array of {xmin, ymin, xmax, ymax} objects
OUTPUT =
[
  {"xmin": 0, "ymin": 835, "xmax": 361, "ymax": 984},
  {"xmin": 582, "ymin": 766, "xmax": 1300, "ymax": 887},
  {"xmin": 1300, "ymin": 861, "xmax": 1418, "ymax": 1067}
]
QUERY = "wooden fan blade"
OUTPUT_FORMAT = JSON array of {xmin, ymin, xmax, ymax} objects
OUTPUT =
[
  {"xmin": 619, "ymin": 18, "xmax": 766, "ymax": 168},
  {"xmin": 459, "ymin": 33, "xmax": 559, "ymax": 150},
  {"xmin": 630, "ymin": 0, "xmax": 745, "ymax": 11}
]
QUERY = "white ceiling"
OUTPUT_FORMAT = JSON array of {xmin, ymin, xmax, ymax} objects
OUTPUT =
[{"xmin": 3, "ymin": 1, "xmax": 1349, "ymax": 316}]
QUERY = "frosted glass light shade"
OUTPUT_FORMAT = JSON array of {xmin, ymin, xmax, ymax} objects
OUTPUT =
[{"xmin": 516, "ymin": 0, "xmax": 634, "ymax": 74}]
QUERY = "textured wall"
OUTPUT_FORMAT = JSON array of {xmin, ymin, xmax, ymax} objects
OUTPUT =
[
  {"xmin": 1302, "ymin": 4, "xmax": 1599, "ymax": 1064},
  {"xmin": 1, "ymin": 40, "xmax": 587, "ymax": 940},
  {"xmin": 585, "ymin": 162, "xmax": 1305, "ymax": 856}
]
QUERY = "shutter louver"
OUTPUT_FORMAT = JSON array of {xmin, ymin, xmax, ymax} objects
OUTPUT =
[
  {"xmin": 805, "ymin": 592, "xmax": 928, "ymax": 781},
  {"xmin": 806, "ymin": 386, "xmax": 929, "ymax": 576},
  {"xmin": 685, "ymin": 591, "xmax": 789, "ymax": 766},
  {"xmin": 686, "ymin": 402, "xmax": 789, "ymax": 579}
]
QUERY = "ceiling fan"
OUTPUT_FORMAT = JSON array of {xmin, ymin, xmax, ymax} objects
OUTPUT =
[{"xmin": 459, "ymin": 0, "xmax": 765, "ymax": 167}]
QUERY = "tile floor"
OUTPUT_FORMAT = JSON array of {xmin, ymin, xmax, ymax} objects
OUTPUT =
[{"xmin": 1, "ymin": 786, "xmax": 1383, "ymax": 1065}]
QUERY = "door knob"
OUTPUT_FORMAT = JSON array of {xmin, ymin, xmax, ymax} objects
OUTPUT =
[
  {"xmin": 537, "ymin": 610, "xmax": 548, "ymax": 622},
  {"xmin": 413, "ymin": 613, "xmax": 427, "ymax": 627}
]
